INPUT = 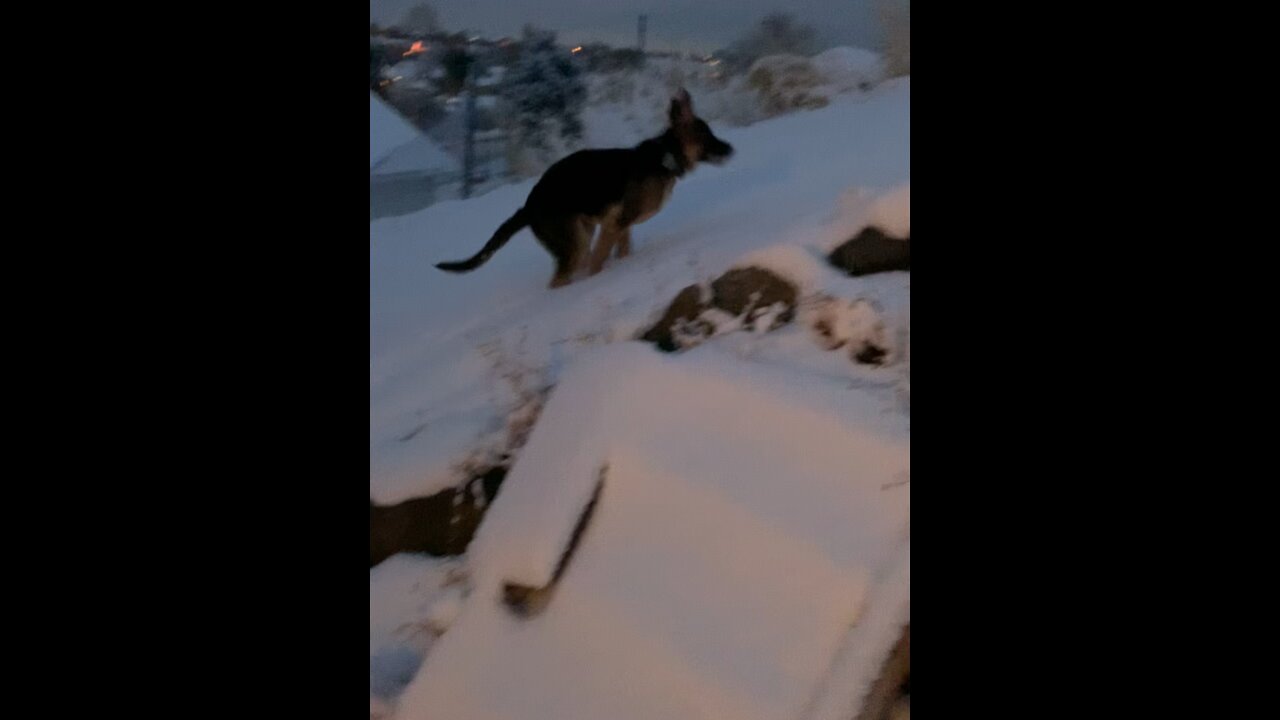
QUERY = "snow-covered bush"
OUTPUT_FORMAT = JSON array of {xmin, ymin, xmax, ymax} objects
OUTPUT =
[
  {"xmin": 717, "ymin": 12, "xmax": 820, "ymax": 74},
  {"xmin": 746, "ymin": 54, "xmax": 830, "ymax": 118},
  {"xmin": 811, "ymin": 46, "xmax": 886, "ymax": 92}
]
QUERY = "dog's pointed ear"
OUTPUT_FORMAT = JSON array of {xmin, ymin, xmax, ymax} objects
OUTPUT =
[{"xmin": 669, "ymin": 87, "xmax": 694, "ymax": 125}]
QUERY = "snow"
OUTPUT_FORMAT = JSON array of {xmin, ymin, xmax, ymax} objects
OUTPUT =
[
  {"xmin": 866, "ymin": 183, "xmax": 912, "ymax": 238},
  {"xmin": 371, "ymin": 78, "xmax": 910, "ymax": 719},
  {"xmin": 803, "ymin": 539, "xmax": 910, "ymax": 720},
  {"xmin": 369, "ymin": 554, "xmax": 464, "ymax": 703},
  {"xmin": 822, "ymin": 184, "xmax": 911, "ymax": 252},
  {"xmin": 371, "ymin": 92, "xmax": 423, "ymax": 169},
  {"xmin": 731, "ymin": 244, "xmax": 831, "ymax": 295},
  {"xmin": 393, "ymin": 344, "xmax": 909, "ymax": 720},
  {"xmin": 811, "ymin": 297, "xmax": 890, "ymax": 354},
  {"xmin": 811, "ymin": 46, "xmax": 887, "ymax": 92}
]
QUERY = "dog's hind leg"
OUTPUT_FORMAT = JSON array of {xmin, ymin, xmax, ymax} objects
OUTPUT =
[
  {"xmin": 549, "ymin": 258, "xmax": 573, "ymax": 288},
  {"xmin": 611, "ymin": 198, "xmax": 643, "ymax": 261},
  {"xmin": 534, "ymin": 215, "xmax": 592, "ymax": 289}
]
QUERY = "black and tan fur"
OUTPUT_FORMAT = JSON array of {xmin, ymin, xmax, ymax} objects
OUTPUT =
[{"xmin": 435, "ymin": 89, "xmax": 734, "ymax": 288}]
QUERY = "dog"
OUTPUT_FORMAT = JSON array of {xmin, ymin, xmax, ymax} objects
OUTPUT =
[{"xmin": 434, "ymin": 88, "xmax": 734, "ymax": 288}]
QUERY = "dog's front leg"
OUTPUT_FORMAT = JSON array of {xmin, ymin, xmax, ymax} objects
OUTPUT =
[
  {"xmin": 614, "ymin": 227, "xmax": 631, "ymax": 259},
  {"xmin": 589, "ymin": 225, "xmax": 619, "ymax": 275},
  {"xmin": 577, "ymin": 220, "xmax": 598, "ymax": 275}
]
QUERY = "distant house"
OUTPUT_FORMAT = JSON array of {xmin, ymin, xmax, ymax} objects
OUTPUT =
[
  {"xmin": 475, "ymin": 65, "xmax": 505, "ymax": 88},
  {"xmin": 370, "ymin": 92, "xmax": 462, "ymax": 207},
  {"xmin": 370, "ymin": 92, "xmax": 419, "ymax": 169}
]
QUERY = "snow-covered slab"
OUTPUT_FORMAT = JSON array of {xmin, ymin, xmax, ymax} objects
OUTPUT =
[{"xmin": 394, "ymin": 343, "xmax": 909, "ymax": 720}]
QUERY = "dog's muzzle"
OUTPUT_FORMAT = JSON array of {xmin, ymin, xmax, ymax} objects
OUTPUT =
[{"xmin": 705, "ymin": 142, "xmax": 734, "ymax": 165}]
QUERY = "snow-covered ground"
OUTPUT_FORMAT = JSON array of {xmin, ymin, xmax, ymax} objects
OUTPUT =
[
  {"xmin": 371, "ymin": 77, "xmax": 910, "ymax": 717},
  {"xmin": 371, "ymin": 79, "xmax": 909, "ymax": 503},
  {"xmin": 369, "ymin": 554, "xmax": 464, "ymax": 707}
]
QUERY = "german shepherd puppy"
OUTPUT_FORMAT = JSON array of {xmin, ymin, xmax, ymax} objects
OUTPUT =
[{"xmin": 435, "ymin": 89, "xmax": 734, "ymax": 288}]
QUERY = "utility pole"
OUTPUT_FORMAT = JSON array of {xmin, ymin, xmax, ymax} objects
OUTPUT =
[
  {"xmin": 638, "ymin": 15, "xmax": 647, "ymax": 52},
  {"xmin": 461, "ymin": 57, "xmax": 477, "ymax": 199}
]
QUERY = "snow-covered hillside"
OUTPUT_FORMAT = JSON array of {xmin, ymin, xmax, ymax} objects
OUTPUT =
[
  {"xmin": 371, "ymin": 79, "xmax": 909, "ymax": 503},
  {"xmin": 370, "ymin": 77, "xmax": 910, "ymax": 718}
]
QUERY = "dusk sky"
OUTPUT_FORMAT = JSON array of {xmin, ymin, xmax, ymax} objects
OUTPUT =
[{"xmin": 370, "ymin": 0, "xmax": 889, "ymax": 54}]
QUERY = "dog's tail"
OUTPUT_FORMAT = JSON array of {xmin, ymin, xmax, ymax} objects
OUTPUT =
[{"xmin": 435, "ymin": 207, "xmax": 530, "ymax": 273}]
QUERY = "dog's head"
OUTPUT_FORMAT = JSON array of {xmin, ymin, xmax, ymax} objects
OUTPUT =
[{"xmin": 668, "ymin": 88, "xmax": 734, "ymax": 167}]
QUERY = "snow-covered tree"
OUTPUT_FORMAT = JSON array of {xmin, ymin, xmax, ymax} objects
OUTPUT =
[
  {"xmin": 440, "ymin": 47, "xmax": 475, "ymax": 96},
  {"xmin": 876, "ymin": 0, "xmax": 910, "ymax": 77},
  {"xmin": 499, "ymin": 25, "xmax": 587, "ymax": 173},
  {"xmin": 399, "ymin": 4, "xmax": 441, "ymax": 36}
]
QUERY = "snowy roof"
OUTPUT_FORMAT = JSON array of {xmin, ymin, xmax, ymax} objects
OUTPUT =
[
  {"xmin": 370, "ymin": 92, "xmax": 421, "ymax": 168},
  {"xmin": 393, "ymin": 344, "xmax": 910, "ymax": 720},
  {"xmin": 371, "ymin": 133, "xmax": 461, "ymax": 176},
  {"xmin": 388, "ymin": 59, "xmax": 425, "ymax": 79}
]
